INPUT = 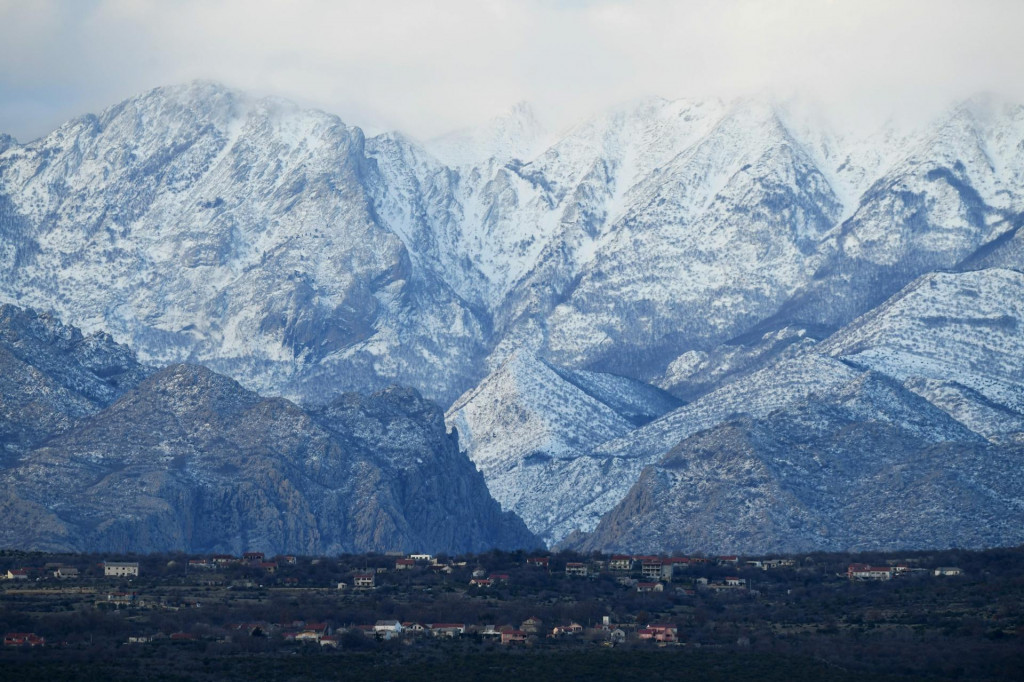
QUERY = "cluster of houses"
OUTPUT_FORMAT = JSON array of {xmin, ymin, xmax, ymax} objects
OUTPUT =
[
  {"xmin": 1, "ymin": 554, "xmax": 313, "ymax": 583},
  {"xmin": 187, "ymin": 552, "xmax": 297, "ymax": 573},
  {"xmin": 159, "ymin": 616, "xmax": 681, "ymax": 647},
  {"xmin": 335, "ymin": 552, "xmax": 767, "ymax": 594},
  {"xmin": 3, "ymin": 561, "xmax": 133, "ymax": 581},
  {"xmin": 327, "ymin": 552, "xmax": 760, "ymax": 594},
  {"xmin": 560, "ymin": 554, "xmax": 757, "ymax": 579},
  {"xmin": 552, "ymin": 555, "xmax": 755, "ymax": 593},
  {"xmin": 339, "ymin": 553, "xmax": 468, "ymax": 590},
  {"xmin": 847, "ymin": 563, "xmax": 963, "ymax": 581}
]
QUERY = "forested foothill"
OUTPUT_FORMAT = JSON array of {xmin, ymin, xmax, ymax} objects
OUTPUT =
[{"xmin": 1, "ymin": 545, "xmax": 1022, "ymax": 680}]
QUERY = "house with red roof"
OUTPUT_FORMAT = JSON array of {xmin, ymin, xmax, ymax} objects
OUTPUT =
[
  {"xmin": 565, "ymin": 562, "xmax": 588, "ymax": 577},
  {"xmin": 609, "ymin": 555, "xmax": 634, "ymax": 571},
  {"xmin": 429, "ymin": 623, "xmax": 465, "ymax": 638},
  {"xmin": 847, "ymin": 564, "xmax": 892, "ymax": 580},
  {"xmin": 501, "ymin": 628, "xmax": 527, "ymax": 645},
  {"xmin": 641, "ymin": 560, "xmax": 663, "ymax": 580},
  {"xmin": 353, "ymin": 573, "xmax": 376, "ymax": 589},
  {"xmin": 4, "ymin": 632, "xmax": 44, "ymax": 646},
  {"xmin": 643, "ymin": 624, "xmax": 678, "ymax": 642}
]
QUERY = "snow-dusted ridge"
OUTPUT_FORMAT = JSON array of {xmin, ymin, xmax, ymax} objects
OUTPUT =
[{"xmin": 4, "ymin": 82, "xmax": 1024, "ymax": 551}]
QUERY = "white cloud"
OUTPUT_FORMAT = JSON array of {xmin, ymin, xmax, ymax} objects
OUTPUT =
[{"xmin": 0, "ymin": 0, "xmax": 1022, "ymax": 141}]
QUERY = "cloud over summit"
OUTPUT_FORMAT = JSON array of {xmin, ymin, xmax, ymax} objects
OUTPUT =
[{"xmin": 1, "ymin": 0, "xmax": 1021, "ymax": 141}]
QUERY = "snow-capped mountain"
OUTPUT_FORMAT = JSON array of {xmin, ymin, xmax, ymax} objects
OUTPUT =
[
  {"xmin": 558, "ymin": 265, "xmax": 1024, "ymax": 550},
  {"xmin": 0, "ymin": 83, "xmax": 488, "ymax": 406},
  {"xmin": 821, "ymin": 268, "xmax": 1024, "ymax": 440},
  {"xmin": 4, "ymin": 83, "xmax": 1023, "ymax": 407},
  {"xmin": 4, "ymin": 82, "xmax": 1024, "ymax": 552},
  {"xmin": 425, "ymin": 101, "xmax": 550, "ymax": 169}
]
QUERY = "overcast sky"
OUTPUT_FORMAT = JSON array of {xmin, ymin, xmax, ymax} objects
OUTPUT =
[{"xmin": 1, "ymin": 0, "xmax": 1022, "ymax": 143}]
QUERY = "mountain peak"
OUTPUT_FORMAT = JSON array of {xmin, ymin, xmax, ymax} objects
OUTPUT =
[{"xmin": 424, "ymin": 100, "xmax": 549, "ymax": 167}]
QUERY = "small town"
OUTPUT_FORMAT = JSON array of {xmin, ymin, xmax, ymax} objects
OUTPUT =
[{"xmin": 1, "ymin": 545, "xmax": 1021, "ymax": 680}]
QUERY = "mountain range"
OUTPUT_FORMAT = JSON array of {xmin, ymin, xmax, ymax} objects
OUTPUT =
[{"xmin": 2, "ymin": 82, "xmax": 1024, "ymax": 553}]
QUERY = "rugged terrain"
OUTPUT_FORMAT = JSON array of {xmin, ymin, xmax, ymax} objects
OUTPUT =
[
  {"xmin": 3, "ymin": 84, "xmax": 1024, "ymax": 552},
  {"xmin": 0, "ymin": 306, "xmax": 535, "ymax": 554}
]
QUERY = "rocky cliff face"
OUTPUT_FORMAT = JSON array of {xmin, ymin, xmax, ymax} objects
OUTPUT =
[
  {"xmin": 0, "ymin": 307, "xmax": 535, "ymax": 555},
  {"xmin": 0, "ymin": 83, "xmax": 488, "ymax": 407},
  {"xmin": 571, "ymin": 377, "xmax": 1024, "ymax": 555},
  {"xmin": 563, "ymin": 266, "xmax": 1024, "ymax": 552},
  {"xmin": 5, "ymin": 86, "xmax": 1022, "ymax": 410},
  {"xmin": 4, "ymin": 85, "xmax": 1024, "ymax": 554},
  {"xmin": 0, "ymin": 304, "xmax": 149, "ymax": 460},
  {"xmin": 444, "ymin": 351, "xmax": 679, "ymax": 545}
]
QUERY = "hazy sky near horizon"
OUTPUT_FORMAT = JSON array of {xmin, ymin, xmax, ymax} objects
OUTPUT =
[{"xmin": 0, "ymin": 0, "xmax": 1021, "ymax": 142}]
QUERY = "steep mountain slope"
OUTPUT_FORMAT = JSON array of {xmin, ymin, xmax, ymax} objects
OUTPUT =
[
  {"xmin": 0, "ymin": 304, "xmax": 149, "ymax": 459},
  {"xmin": 541, "ymin": 102, "xmax": 843, "ymax": 378},
  {"xmin": 3, "ymin": 86, "xmax": 1023, "ymax": 413},
  {"xmin": 444, "ymin": 351, "xmax": 679, "ymax": 545},
  {"xmin": 492, "ymin": 353, "xmax": 870, "ymax": 545},
  {"xmin": 0, "ymin": 82, "xmax": 487, "ymax": 406},
  {"xmin": 561, "ymin": 267, "xmax": 1024, "ymax": 551},
  {"xmin": 0, "ymin": 363, "xmax": 536, "ymax": 555},
  {"xmin": 769, "ymin": 98, "xmax": 1024, "ymax": 336},
  {"xmin": 572, "ymin": 375, "xmax": 1023, "ymax": 554},
  {"xmin": 0, "ymin": 305, "xmax": 535, "ymax": 554},
  {"xmin": 820, "ymin": 268, "xmax": 1024, "ymax": 440}
]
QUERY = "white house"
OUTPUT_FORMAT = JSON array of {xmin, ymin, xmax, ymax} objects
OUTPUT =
[
  {"xmin": 374, "ymin": 620, "xmax": 403, "ymax": 639},
  {"xmin": 104, "ymin": 561, "xmax": 139, "ymax": 577},
  {"xmin": 353, "ymin": 573, "xmax": 375, "ymax": 588}
]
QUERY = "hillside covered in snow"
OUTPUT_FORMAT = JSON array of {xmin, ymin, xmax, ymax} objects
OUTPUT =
[{"xmin": 4, "ymin": 83, "xmax": 1024, "ymax": 552}]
